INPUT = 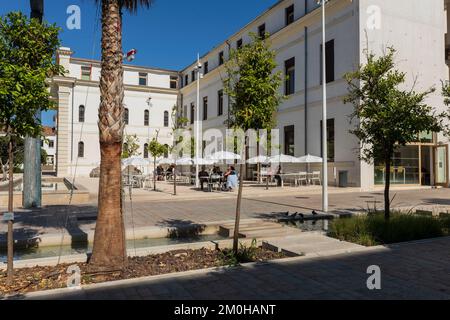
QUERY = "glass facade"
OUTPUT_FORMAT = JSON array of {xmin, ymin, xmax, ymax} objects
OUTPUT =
[{"xmin": 374, "ymin": 146, "xmax": 420, "ymax": 185}]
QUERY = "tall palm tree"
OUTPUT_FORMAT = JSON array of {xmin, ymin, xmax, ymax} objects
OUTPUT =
[{"xmin": 90, "ymin": 0, "xmax": 152, "ymax": 271}]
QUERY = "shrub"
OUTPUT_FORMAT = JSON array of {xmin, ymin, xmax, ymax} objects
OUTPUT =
[{"xmin": 329, "ymin": 212, "xmax": 445, "ymax": 246}]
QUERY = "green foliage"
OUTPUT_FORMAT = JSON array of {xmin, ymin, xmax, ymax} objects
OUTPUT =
[
  {"xmin": 219, "ymin": 239, "xmax": 259, "ymax": 266},
  {"xmin": 148, "ymin": 137, "xmax": 167, "ymax": 159},
  {"xmin": 344, "ymin": 47, "xmax": 444, "ymax": 164},
  {"xmin": 0, "ymin": 11, "xmax": 63, "ymax": 138},
  {"xmin": 121, "ymin": 134, "xmax": 141, "ymax": 158},
  {"xmin": 329, "ymin": 212, "xmax": 445, "ymax": 246},
  {"xmin": 223, "ymin": 33, "xmax": 285, "ymax": 132}
]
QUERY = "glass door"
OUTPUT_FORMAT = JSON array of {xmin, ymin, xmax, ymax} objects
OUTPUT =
[{"xmin": 434, "ymin": 145, "xmax": 448, "ymax": 186}]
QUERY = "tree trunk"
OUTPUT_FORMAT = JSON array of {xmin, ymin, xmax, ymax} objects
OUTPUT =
[
  {"xmin": 233, "ymin": 140, "xmax": 246, "ymax": 254},
  {"xmin": 173, "ymin": 167, "xmax": 177, "ymax": 196},
  {"xmin": 384, "ymin": 156, "xmax": 391, "ymax": 220},
  {"xmin": 153, "ymin": 158, "xmax": 157, "ymax": 191},
  {"xmin": 89, "ymin": 0, "xmax": 127, "ymax": 271},
  {"xmin": 6, "ymin": 137, "xmax": 14, "ymax": 285}
]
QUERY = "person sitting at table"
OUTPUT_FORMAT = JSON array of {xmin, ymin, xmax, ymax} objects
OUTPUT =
[
  {"xmin": 224, "ymin": 166, "xmax": 238, "ymax": 191},
  {"xmin": 166, "ymin": 164, "xmax": 175, "ymax": 179},
  {"xmin": 274, "ymin": 165, "xmax": 282, "ymax": 187},
  {"xmin": 198, "ymin": 166, "xmax": 209, "ymax": 190},
  {"xmin": 212, "ymin": 166, "xmax": 223, "ymax": 176},
  {"xmin": 156, "ymin": 165, "xmax": 164, "ymax": 181}
]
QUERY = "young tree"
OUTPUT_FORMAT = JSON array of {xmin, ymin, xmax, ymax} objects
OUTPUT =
[
  {"xmin": 0, "ymin": 11, "xmax": 61, "ymax": 283},
  {"xmin": 90, "ymin": 0, "xmax": 153, "ymax": 271},
  {"xmin": 148, "ymin": 131, "xmax": 167, "ymax": 191},
  {"xmin": 223, "ymin": 33, "xmax": 285, "ymax": 254},
  {"xmin": 344, "ymin": 47, "xmax": 444, "ymax": 220},
  {"xmin": 121, "ymin": 134, "xmax": 141, "ymax": 159},
  {"xmin": 170, "ymin": 105, "xmax": 189, "ymax": 195}
]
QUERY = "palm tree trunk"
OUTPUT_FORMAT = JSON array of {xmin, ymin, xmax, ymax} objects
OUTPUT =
[
  {"xmin": 89, "ymin": 0, "xmax": 127, "ymax": 271},
  {"xmin": 6, "ymin": 136, "xmax": 14, "ymax": 285}
]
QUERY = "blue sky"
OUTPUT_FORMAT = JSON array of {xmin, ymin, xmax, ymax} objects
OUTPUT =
[{"xmin": 1, "ymin": 0, "xmax": 278, "ymax": 126}]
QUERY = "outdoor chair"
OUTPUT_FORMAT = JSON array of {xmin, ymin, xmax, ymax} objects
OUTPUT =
[
  {"xmin": 296, "ymin": 172, "xmax": 308, "ymax": 186},
  {"xmin": 311, "ymin": 171, "xmax": 321, "ymax": 185}
]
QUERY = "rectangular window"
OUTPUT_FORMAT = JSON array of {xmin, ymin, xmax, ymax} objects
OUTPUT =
[
  {"xmin": 190, "ymin": 103, "xmax": 195, "ymax": 124},
  {"xmin": 258, "ymin": 23, "xmax": 266, "ymax": 39},
  {"xmin": 204, "ymin": 61, "xmax": 209, "ymax": 74},
  {"xmin": 170, "ymin": 76, "xmax": 178, "ymax": 89},
  {"xmin": 285, "ymin": 57, "xmax": 295, "ymax": 96},
  {"xmin": 320, "ymin": 39, "xmax": 335, "ymax": 84},
  {"xmin": 183, "ymin": 105, "xmax": 187, "ymax": 120},
  {"xmin": 81, "ymin": 66, "xmax": 91, "ymax": 81},
  {"xmin": 218, "ymin": 90, "xmax": 224, "ymax": 116},
  {"xmin": 285, "ymin": 5, "xmax": 294, "ymax": 26},
  {"xmin": 185, "ymin": 74, "xmax": 189, "ymax": 86},
  {"xmin": 218, "ymin": 51, "xmax": 224, "ymax": 66},
  {"xmin": 139, "ymin": 72, "xmax": 147, "ymax": 86},
  {"xmin": 203, "ymin": 97, "xmax": 208, "ymax": 121},
  {"xmin": 320, "ymin": 118, "xmax": 335, "ymax": 162},
  {"xmin": 48, "ymin": 140, "xmax": 54, "ymax": 148},
  {"xmin": 192, "ymin": 70, "xmax": 196, "ymax": 82},
  {"xmin": 284, "ymin": 125, "xmax": 295, "ymax": 156},
  {"xmin": 236, "ymin": 39, "xmax": 243, "ymax": 49}
]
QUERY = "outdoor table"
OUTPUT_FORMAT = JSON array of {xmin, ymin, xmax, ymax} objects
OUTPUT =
[{"xmin": 208, "ymin": 174, "xmax": 223, "ymax": 192}]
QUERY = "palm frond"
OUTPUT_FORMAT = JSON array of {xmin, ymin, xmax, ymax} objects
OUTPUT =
[{"xmin": 95, "ymin": 0, "xmax": 153, "ymax": 13}]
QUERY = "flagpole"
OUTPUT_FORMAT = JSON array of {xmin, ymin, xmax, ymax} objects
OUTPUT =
[{"xmin": 320, "ymin": 0, "xmax": 328, "ymax": 212}]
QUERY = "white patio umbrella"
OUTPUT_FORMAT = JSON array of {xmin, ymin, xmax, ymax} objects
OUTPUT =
[
  {"xmin": 206, "ymin": 151, "xmax": 241, "ymax": 162},
  {"xmin": 193, "ymin": 158, "xmax": 215, "ymax": 165},
  {"xmin": 268, "ymin": 154, "xmax": 300, "ymax": 164},
  {"xmin": 122, "ymin": 156, "xmax": 150, "ymax": 167},
  {"xmin": 297, "ymin": 154, "xmax": 323, "ymax": 163},
  {"xmin": 157, "ymin": 157, "xmax": 174, "ymax": 165},
  {"xmin": 246, "ymin": 155, "xmax": 270, "ymax": 164},
  {"xmin": 175, "ymin": 157, "xmax": 194, "ymax": 165}
]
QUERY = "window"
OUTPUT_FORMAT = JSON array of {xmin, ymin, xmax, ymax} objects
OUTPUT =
[
  {"xmin": 204, "ymin": 61, "xmax": 209, "ymax": 74},
  {"xmin": 183, "ymin": 105, "xmax": 187, "ymax": 120},
  {"xmin": 79, "ymin": 105, "xmax": 85, "ymax": 123},
  {"xmin": 139, "ymin": 73, "xmax": 147, "ymax": 86},
  {"xmin": 190, "ymin": 103, "xmax": 195, "ymax": 124},
  {"xmin": 285, "ymin": 5, "xmax": 294, "ymax": 26},
  {"xmin": 191, "ymin": 70, "xmax": 196, "ymax": 82},
  {"xmin": 320, "ymin": 118, "xmax": 335, "ymax": 162},
  {"xmin": 285, "ymin": 57, "xmax": 295, "ymax": 96},
  {"xmin": 236, "ymin": 38, "xmax": 243, "ymax": 49},
  {"xmin": 185, "ymin": 74, "xmax": 189, "ymax": 86},
  {"xmin": 144, "ymin": 143, "xmax": 149, "ymax": 159},
  {"xmin": 320, "ymin": 39, "xmax": 335, "ymax": 84},
  {"xmin": 218, "ymin": 90, "xmax": 224, "ymax": 116},
  {"xmin": 258, "ymin": 23, "xmax": 266, "ymax": 39},
  {"xmin": 203, "ymin": 97, "xmax": 208, "ymax": 121},
  {"xmin": 170, "ymin": 76, "xmax": 178, "ymax": 89},
  {"xmin": 81, "ymin": 66, "xmax": 91, "ymax": 80},
  {"xmin": 218, "ymin": 51, "xmax": 224, "ymax": 66},
  {"xmin": 284, "ymin": 125, "xmax": 295, "ymax": 156},
  {"xmin": 124, "ymin": 108, "xmax": 129, "ymax": 125},
  {"xmin": 144, "ymin": 110, "xmax": 149, "ymax": 126},
  {"xmin": 78, "ymin": 142, "xmax": 84, "ymax": 158},
  {"xmin": 48, "ymin": 140, "xmax": 54, "ymax": 148},
  {"xmin": 164, "ymin": 111, "xmax": 169, "ymax": 127}
]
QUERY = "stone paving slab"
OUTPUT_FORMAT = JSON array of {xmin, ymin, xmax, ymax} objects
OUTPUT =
[{"xmin": 6, "ymin": 236, "xmax": 450, "ymax": 300}]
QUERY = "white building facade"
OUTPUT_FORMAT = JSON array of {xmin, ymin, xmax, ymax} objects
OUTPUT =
[
  {"xmin": 52, "ymin": 0, "xmax": 450, "ymax": 189},
  {"xmin": 51, "ymin": 48, "xmax": 179, "ymax": 177}
]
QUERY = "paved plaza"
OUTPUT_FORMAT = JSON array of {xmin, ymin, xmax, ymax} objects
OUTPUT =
[
  {"xmin": 2, "ymin": 179, "xmax": 450, "ymax": 243},
  {"xmin": 15, "ymin": 236, "xmax": 450, "ymax": 300}
]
